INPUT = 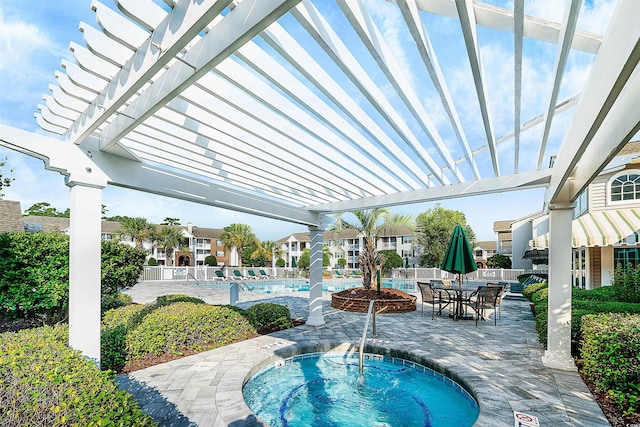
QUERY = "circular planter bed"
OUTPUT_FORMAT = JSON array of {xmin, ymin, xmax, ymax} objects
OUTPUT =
[{"xmin": 331, "ymin": 288, "xmax": 416, "ymax": 313}]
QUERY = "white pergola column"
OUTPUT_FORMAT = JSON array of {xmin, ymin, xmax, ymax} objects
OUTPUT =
[
  {"xmin": 543, "ymin": 205, "xmax": 577, "ymax": 371},
  {"xmin": 307, "ymin": 225, "xmax": 325, "ymax": 326},
  {"xmin": 67, "ymin": 179, "xmax": 105, "ymax": 364}
]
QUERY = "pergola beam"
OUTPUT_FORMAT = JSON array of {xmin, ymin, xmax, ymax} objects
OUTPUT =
[
  {"xmin": 536, "ymin": 0, "xmax": 581, "ymax": 170},
  {"xmin": 455, "ymin": 0, "xmax": 499, "ymax": 176},
  {"xmin": 546, "ymin": 1, "xmax": 640, "ymax": 207},
  {"xmin": 309, "ymin": 170, "xmax": 551, "ymax": 213}
]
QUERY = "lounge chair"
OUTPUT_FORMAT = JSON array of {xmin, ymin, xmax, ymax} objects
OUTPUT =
[
  {"xmin": 214, "ymin": 270, "xmax": 228, "ymax": 281},
  {"xmin": 233, "ymin": 269, "xmax": 245, "ymax": 280},
  {"xmin": 259, "ymin": 269, "xmax": 276, "ymax": 279},
  {"xmin": 334, "ymin": 270, "xmax": 345, "ymax": 278},
  {"xmin": 417, "ymin": 282, "xmax": 451, "ymax": 319},
  {"xmin": 348, "ymin": 270, "xmax": 362, "ymax": 278},
  {"xmin": 246, "ymin": 269, "xmax": 259, "ymax": 280}
]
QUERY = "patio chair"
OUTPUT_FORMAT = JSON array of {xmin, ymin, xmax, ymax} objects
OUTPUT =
[
  {"xmin": 233, "ymin": 269, "xmax": 245, "ymax": 280},
  {"xmin": 334, "ymin": 270, "xmax": 345, "ymax": 278},
  {"xmin": 214, "ymin": 270, "xmax": 228, "ymax": 281},
  {"xmin": 465, "ymin": 286, "xmax": 502, "ymax": 326},
  {"xmin": 348, "ymin": 270, "xmax": 362, "ymax": 278},
  {"xmin": 487, "ymin": 282, "xmax": 509, "ymax": 319},
  {"xmin": 246, "ymin": 269, "xmax": 259, "ymax": 280},
  {"xmin": 259, "ymin": 269, "xmax": 276, "ymax": 279},
  {"xmin": 417, "ymin": 282, "xmax": 451, "ymax": 319}
]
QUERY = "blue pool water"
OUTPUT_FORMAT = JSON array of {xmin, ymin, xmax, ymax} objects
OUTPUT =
[
  {"xmin": 243, "ymin": 353, "xmax": 479, "ymax": 427},
  {"xmin": 197, "ymin": 279, "xmax": 416, "ymax": 294}
]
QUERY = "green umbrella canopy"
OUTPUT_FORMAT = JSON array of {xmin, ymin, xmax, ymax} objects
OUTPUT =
[
  {"xmin": 291, "ymin": 257, "xmax": 297, "ymax": 268},
  {"xmin": 440, "ymin": 225, "xmax": 477, "ymax": 276}
]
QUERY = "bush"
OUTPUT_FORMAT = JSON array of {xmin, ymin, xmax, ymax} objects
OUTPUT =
[
  {"xmin": 276, "ymin": 258, "xmax": 285, "ymax": 268},
  {"xmin": 101, "ymin": 241, "xmax": 146, "ymax": 294},
  {"xmin": 0, "ymin": 232, "xmax": 69, "ymax": 323},
  {"xmin": 101, "ymin": 292, "xmax": 133, "ymax": 315},
  {"xmin": 156, "ymin": 294, "xmax": 205, "ymax": 307},
  {"xmin": 612, "ymin": 264, "xmax": 640, "ymax": 303},
  {"xmin": 523, "ymin": 282, "xmax": 548, "ymax": 300},
  {"xmin": 101, "ymin": 304, "xmax": 150, "ymax": 372},
  {"xmin": 531, "ymin": 287, "xmax": 548, "ymax": 305},
  {"xmin": 245, "ymin": 303, "xmax": 292, "ymax": 330},
  {"xmin": 581, "ymin": 314, "xmax": 640, "ymax": 416},
  {"xmin": 147, "ymin": 257, "xmax": 157, "ymax": 266},
  {"xmin": 126, "ymin": 302, "xmax": 257, "ymax": 361},
  {"xmin": 204, "ymin": 255, "xmax": 217, "ymax": 266},
  {"xmin": 0, "ymin": 324, "xmax": 155, "ymax": 426}
]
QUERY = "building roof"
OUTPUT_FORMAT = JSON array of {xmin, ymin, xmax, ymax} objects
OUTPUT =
[
  {"xmin": 0, "ymin": 200, "xmax": 25, "ymax": 233},
  {"xmin": 190, "ymin": 226, "xmax": 223, "ymax": 239},
  {"xmin": 23, "ymin": 215, "xmax": 70, "ymax": 233},
  {"xmin": 493, "ymin": 220, "xmax": 513, "ymax": 232},
  {"xmin": 475, "ymin": 240, "xmax": 497, "ymax": 251}
]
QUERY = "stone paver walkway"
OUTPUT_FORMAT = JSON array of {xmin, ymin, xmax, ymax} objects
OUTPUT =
[{"xmin": 118, "ymin": 281, "xmax": 609, "ymax": 426}]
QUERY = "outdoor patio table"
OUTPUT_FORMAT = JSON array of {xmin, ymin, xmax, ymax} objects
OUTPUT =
[{"xmin": 434, "ymin": 284, "xmax": 477, "ymax": 321}]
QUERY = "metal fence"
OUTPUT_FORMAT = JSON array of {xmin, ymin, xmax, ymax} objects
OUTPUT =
[{"xmin": 139, "ymin": 266, "xmax": 542, "ymax": 283}]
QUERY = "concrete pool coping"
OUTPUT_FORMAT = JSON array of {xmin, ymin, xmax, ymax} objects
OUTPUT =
[{"xmin": 119, "ymin": 282, "xmax": 610, "ymax": 426}]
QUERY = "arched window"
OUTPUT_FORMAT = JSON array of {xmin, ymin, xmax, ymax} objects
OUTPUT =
[{"xmin": 610, "ymin": 172, "xmax": 640, "ymax": 202}]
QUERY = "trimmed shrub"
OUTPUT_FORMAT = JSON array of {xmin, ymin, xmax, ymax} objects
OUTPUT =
[
  {"xmin": 245, "ymin": 303, "xmax": 293, "ymax": 330},
  {"xmin": 612, "ymin": 263, "xmax": 640, "ymax": 303},
  {"xmin": 0, "ymin": 324, "xmax": 155, "ymax": 426},
  {"xmin": 147, "ymin": 257, "xmax": 158, "ymax": 266},
  {"xmin": 101, "ymin": 292, "xmax": 132, "ymax": 315},
  {"xmin": 101, "ymin": 304, "xmax": 150, "ymax": 372},
  {"xmin": 156, "ymin": 294, "xmax": 205, "ymax": 307},
  {"xmin": 523, "ymin": 281, "xmax": 548, "ymax": 300},
  {"xmin": 573, "ymin": 285, "xmax": 618, "ymax": 302},
  {"xmin": 204, "ymin": 255, "xmax": 217, "ymax": 266},
  {"xmin": 531, "ymin": 287, "xmax": 549, "ymax": 305},
  {"xmin": 581, "ymin": 313, "xmax": 640, "ymax": 416},
  {"xmin": 126, "ymin": 302, "xmax": 257, "ymax": 360},
  {"xmin": 276, "ymin": 258, "xmax": 285, "ymax": 268}
]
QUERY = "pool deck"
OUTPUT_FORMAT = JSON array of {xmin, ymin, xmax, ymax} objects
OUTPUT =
[{"xmin": 118, "ymin": 281, "xmax": 610, "ymax": 426}]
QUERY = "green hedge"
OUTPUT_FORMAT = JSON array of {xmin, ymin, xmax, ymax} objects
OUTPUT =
[
  {"xmin": 522, "ymin": 281, "xmax": 548, "ymax": 300},
  {"xmin": 126, "ymin": 302, "xmax": 257, "ymax": 361},
  {"xmin": 0, "ymin": 324, "xmax": 155, "ymax": 426},
  {"xmin": 156, "ymin": 294, "xmax": 205, "ymax": 307},
  {"xmin": 245, "ymin": 303, "xmax": 293, "ymax": 330},
  {"xmin": 581, "ymin": 314, "xmax": 640, "ymax": 416}
]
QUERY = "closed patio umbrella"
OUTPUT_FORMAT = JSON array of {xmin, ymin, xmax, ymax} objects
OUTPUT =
[
  {"xmin": 441, "ymin": 224, "xmax": 477, "ymax": 288},
  {"xmin": 441, "ymin": 225, "xmax": 477, "ymax": 320}
]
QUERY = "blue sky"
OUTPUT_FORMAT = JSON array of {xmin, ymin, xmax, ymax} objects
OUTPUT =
[{"xmin": 0, "ymin": 0, "xmax": 618, "ymax": 242}]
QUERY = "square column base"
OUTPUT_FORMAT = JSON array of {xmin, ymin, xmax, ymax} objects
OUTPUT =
[{"xmin": 542, "ymin": 350, "xmax": 577, "ymax": 371}]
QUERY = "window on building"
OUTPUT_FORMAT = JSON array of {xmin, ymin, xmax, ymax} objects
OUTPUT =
[
  {"xmin": 216, "ymin": 250, "xmax": 225, "ymax": 257},
  {"xmin": 574, "ymin": 189, "xmax": 588, "ymax": 218},
  {"xmin": 475, "ymin": 250, "xmax": 483, "ymax": 257},
  {"xmin": 402, "ymin": 235, "xmax": 412, "ymax": 244},
  {"xmin": 611, "ymin": 173, "xmax": 640, "ymax": 202},
  {"xmin": 614, "ymin": 248, "xmax": 640, "ymax": 271},
  {"xmin": 216, "ymin": 240, "xmax": 222, "ymax": 246}
]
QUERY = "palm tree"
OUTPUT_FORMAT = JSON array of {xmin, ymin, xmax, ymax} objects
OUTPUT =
[
  {"xmin": 254, "ymin": 240, "xmax": 282, "ymax": 267},
  {"xmin": 331, "ymin": 209, "xmax": 413, "ymax": 291},
  {"xmin": 220, "ymin": 223, "xmax": 258, "ymax": 268},
  {"xmin": 159, "ymin": 226, "xmax": 185, "ymax": 266},
  {"xmin": 118, "ymin": 217, "xmax": 155, "ymax": 249}
]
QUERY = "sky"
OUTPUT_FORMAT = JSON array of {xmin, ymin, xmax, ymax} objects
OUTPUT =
[{"xmin": 0, "ymin": 0, "xmax": 619, "ymax": 242}]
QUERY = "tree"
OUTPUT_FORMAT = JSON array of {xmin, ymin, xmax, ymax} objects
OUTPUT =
[
  {"xmin": 337, "ymin": 258, "xmax": 347, "ymax": 268},
  {"xmin": 276, "ymin": 258, "xmax": 286, "ymax": 267},
  {"xmin": 380, "ymin": 250, "xmax": 403, "ymax": 271},
  {"xmin": 297, "ymin": 246, "xmax": 331, "ymax": 270},
  {"xmin": 0, "ymin": 156, "xmax": 14, "ymax": 197},
  {"xmin": 23, "ymin": 202, "xmax": 69, "ymax": 218},
  {"xmin": 253, "ymin": 240, "xmax": 281, "ymax": 267},
  {"xmin": 415, "ymin": 203, "xmax": 476, "ymax": 268},
  {"xmin": 331, "ymin": 209, "xmax": 413, "ymax": 290},
  {"xmin": 487, "ymin": 254, "xmax": 512, "ymax": 269},
  {"xmin": 220, "ymin": 223, "xmax": 258, "ymax": 267},
  {"xmin": 161, "ymin": 217, "xmax": 181, "ymax": 226},
  {"xmin": 118, "ymin": 217, "xmax": 155, "ymax": 249},
  {"xmin": 159, "ymin": 226, "xmax": 185, "ymax": 266}
]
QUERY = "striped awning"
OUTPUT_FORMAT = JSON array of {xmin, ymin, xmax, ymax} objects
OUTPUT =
[{"xmin": 531, "ymin": 209, "xmax": 640, "ymax": 248}]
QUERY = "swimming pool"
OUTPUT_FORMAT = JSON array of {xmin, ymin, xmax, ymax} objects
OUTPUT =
[
  {"xmin": 197, "ymin": 279, "xmax": 416, "ymax": 294},
  {"xmin": 243, "ymin": 352, "xmax": 479, "ymax": 427}
]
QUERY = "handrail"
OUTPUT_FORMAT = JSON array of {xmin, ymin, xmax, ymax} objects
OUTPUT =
[
  {"xmin": 187, "ymin": 273, "xmax": 199, "ymax": 283},
  {"xmin": 359, "ymin": 300, "xmax": 376, "ymax": 376}
]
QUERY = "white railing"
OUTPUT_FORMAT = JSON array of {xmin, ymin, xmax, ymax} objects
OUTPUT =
[{"xmin": 139, "ymin": 266, "xmax": 542, "ymax": 283}]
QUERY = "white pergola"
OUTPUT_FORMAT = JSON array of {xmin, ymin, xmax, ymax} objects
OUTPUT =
[{"xmin": 1, "ymin": 0, "xmax": 639, "ymax": 370}]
